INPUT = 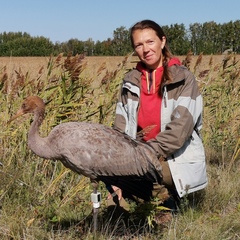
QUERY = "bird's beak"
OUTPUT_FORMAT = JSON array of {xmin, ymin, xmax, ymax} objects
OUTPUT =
[{"xmin": 7, "ymin": 109, "xmax": 24, "ymax": 124}]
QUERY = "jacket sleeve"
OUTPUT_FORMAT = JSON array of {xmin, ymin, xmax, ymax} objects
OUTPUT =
[
  {"xmin": 113, "ymin": 84, "xmax": 127, "ymax": 133},
  {"xmin": 113, "ymin": 72, "xmax": 141, "ymax": 139},
  {"xmin": 147, "ymin": 70, "xmax": 203, "ymax": 158}
]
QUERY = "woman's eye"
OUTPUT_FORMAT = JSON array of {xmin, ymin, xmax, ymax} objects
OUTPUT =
[{"xmin": 135, "ymin": 44, "xmax": 141, "ymax": 49}]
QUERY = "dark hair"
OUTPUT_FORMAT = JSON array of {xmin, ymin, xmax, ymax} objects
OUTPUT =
[{"xmin": 130, "ymin": 20, "xmax": 172, "ymax": 96}]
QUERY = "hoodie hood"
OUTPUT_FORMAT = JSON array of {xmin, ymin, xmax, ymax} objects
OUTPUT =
[{"xmin": 136, "ymin": 57, "xmax": 181, "ymax": 95}]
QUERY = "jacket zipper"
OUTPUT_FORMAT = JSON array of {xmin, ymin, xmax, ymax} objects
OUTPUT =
[{"xmin": 163, "ymin": 85, "xmax": 167, "ymax": 108}]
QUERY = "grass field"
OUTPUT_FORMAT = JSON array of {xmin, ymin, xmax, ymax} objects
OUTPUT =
[
  {"xmin": 1, "ymin": 54, "xmax": 234, "ymax": 79},
  {"xmin": 0, "ymin": 53, "xmax": 239, "ymax": 239}
]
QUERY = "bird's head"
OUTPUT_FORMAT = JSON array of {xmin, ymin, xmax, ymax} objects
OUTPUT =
[{"xmin": 8, "ymin": 96, "xmax": 45, "ymax": 123}]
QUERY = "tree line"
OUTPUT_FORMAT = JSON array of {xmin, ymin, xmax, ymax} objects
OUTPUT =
[{"xmin": 0, "ymin": 20, "xmax": 239, "ymax": 57}]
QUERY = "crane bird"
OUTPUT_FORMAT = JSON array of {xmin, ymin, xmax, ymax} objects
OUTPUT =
[{"xmin": 8, "ymin": 96, "xmax": 163, "ymax": 229}]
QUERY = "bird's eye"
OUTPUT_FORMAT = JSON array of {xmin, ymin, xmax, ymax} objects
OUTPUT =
[{"xmin": 22, "ymin": 103, "xmax": 26, "ymax": 109}]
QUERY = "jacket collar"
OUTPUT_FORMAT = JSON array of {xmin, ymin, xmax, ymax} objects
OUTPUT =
[{"xmin": 124, "ymin": 63, "xmax": 186, "ymax": 88}]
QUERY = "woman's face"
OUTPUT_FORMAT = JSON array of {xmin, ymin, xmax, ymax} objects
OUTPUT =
[{"xmin": 132, "ymin": 28, "xmax": 166, "ymax": 70}]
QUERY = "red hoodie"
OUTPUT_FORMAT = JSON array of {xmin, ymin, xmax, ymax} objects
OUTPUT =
[{"xmin": 137, "ymin": 58, "xmax": 181, "ymax": 141}]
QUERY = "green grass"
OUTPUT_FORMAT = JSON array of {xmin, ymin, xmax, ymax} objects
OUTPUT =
[{"xmin": 0, "ymin": 53, "xmax": 239, "ymax": 239}]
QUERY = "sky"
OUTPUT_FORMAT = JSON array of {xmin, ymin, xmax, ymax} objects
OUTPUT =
[{"xmin": 1, "ymin": 0, "xmax": 240, "ymax": 43}]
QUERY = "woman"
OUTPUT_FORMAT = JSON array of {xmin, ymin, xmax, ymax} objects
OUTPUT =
[{"xmin": 109, "ymin": 20, "xmax": 207, "ymax": 206}]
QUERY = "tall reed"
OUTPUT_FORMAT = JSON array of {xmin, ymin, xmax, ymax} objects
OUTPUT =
[{"xmin": 0, "ymin": 53, "xmax": 239, "ymax": 239}]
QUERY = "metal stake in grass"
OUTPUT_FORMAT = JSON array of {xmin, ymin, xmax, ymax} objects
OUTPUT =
[{"xmin": 91, "ymin": 180, "xmax": 101, "ymax": 232}]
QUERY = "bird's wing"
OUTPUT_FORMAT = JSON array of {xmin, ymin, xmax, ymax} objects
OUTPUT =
[{"xmin": 48, "ymin": 122, "xmax": 161, "ymax": 180}]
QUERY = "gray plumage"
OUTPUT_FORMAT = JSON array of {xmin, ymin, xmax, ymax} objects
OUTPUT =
[{"xmin": 9, "ymin": 96, "xmax": 162, "ymax": 198}]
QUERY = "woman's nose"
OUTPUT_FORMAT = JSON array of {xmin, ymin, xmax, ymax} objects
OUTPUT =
[{"xmin": 143, "ymin": 44, "xmax": 150, "ymax": 52}]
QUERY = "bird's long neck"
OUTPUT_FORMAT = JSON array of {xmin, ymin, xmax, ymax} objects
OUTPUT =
[{"xmin": 28, "ymin": 108, "xmax": 54, "ymax": 159}]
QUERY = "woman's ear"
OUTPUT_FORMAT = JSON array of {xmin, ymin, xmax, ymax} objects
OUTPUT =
[{"xmin": 161, "ymin": 36, "xmax": 166, "ymax": 49}]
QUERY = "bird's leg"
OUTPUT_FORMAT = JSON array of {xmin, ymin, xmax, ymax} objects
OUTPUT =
[{"xmin": 90, "ymin": 180, "xmax": 101, "ymax": 232}]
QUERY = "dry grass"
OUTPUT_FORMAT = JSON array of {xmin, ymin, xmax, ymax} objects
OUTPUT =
[
  {"xmin": 2, "ymin": 54, "xmax": 238, "ymax": 87},
  {"xmin": 0, "ymin": 53, "xmax": 240, "ymax": 239},
  {"xmin": 0, "ymin": 54, "xmax": 224, "ymax": 76}
]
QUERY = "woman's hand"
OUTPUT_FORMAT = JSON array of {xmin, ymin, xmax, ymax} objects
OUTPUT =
[{"xmin": 107, "ymin": 185, "xmax": 122, "ymax": 201}]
